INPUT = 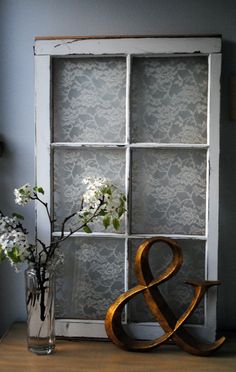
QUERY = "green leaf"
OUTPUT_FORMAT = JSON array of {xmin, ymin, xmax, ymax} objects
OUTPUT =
[
  {"xmin": 118, "ymin": 206, "xmax": 126, "ymax": 218},
  {"xmin": 83, "ymin": 225, "xmax": 92, "ymax": 234},
  {"xmin": 37, "ymin": 187, "xmax": 44, "ymax": 194},
  {"xmin": 103, "ymin": 215, "xmax": 111, "ymax": 229},
  {"xmin": 112, "ymin": 218, "xmax": 120, "ymax": 231},
  {"xmin": 119, "ymin": 194, "xmax": 126, "ymax": 208},
  {"xmin": 101, "ymin": 186, "xmax": 112, "ymax": 195},
  {"xmin": 106, "ymin": 188, "xmax": 112, "ymax": 195},
  {"xmin": 7, "ymin": 246, "xmax": 21, "ymax": 263},
  {"xmin": 98, "ymin": 209, "xmax": 107, "ymax": 217},
  {"xmin": 34, "ymin": 186, "xmax": 44, "ymax": 195},
  {"xmin": 81, "ymin": 211, "xmax": 90, "ymax": 219},
  {"xmin": 0, "ymin": 246, "xmax": 6, "ymax": 262},
  {"xmin": 12, "ymin": 212, "xmax": 24, "ymax": 220}
]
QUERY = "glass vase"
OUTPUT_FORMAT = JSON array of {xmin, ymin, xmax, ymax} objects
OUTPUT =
[{"xmin": 25, "ymin": 264, "xmax": 55, "ymax": 355}]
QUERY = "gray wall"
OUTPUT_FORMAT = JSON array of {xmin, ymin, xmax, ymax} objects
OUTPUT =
[{"xmin": 0, "ymin": 0, "xmax": 236, "ymax": 336}]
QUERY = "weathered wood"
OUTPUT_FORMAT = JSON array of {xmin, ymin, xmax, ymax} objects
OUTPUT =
[
  {"xmin": 34, "ymin": 34, "xmax": 222, "ymax": 41},
  {"xmin": 206, "ymin": 53, "xmax": 222, "ymax": 334},
  {"xmin": 35, "ymin": 55, "xmax": 51, "ymax": 247},
  {"xmin": 34, "ymin": 37, "xmax": 221, "ymax": 56},
  {"xmin": 35, "ymin": 36, "xmax": 222, "ymax": 340}
]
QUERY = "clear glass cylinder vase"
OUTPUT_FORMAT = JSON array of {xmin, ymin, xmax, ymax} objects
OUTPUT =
[{"xmin": 25, "ymin": 264, "xmax": 55, "ymax": 355}]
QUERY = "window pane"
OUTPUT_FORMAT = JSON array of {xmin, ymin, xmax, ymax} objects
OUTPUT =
[
  {"xmin": 53, "ymin": 57, "xmax": 126, "ymax": 143},
  {"xmin": 131, "ymin": 57, "xmax": 208, "ymax": 144},
  {"xmin": 131, "ymin": 149, "xmax": 206, "ymax": 235},
  {"xmin": 128, "ymin": 239, "xmax": 205, "ymax": 324},
  {"xmin": 55, "ymin": 238, "xmax": 125, "ymax": 319},
  {"xmin": 53, "ymin": 147, "xmax": 126, "ymax": 232}
]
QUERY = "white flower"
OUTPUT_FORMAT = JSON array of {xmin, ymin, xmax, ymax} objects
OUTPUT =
[
  {"xmin": 82, "ymin": 177, "xmax": 123, "ymax": 208},
  {"xmin": 82, "ymin": 177, "xmax": 110, "ymax": 209},
  {"xmin": 0, "ymin": 215, "xmax": 17, "ymax": 234},
  {"xmin": 79, "ymin": 177, "xmax": 126, "ymax": 231},
  {"xmin": 14, "ymin": 183, "xmax": 33, "ymax": 205},
  {"xmin": 0, "ymin": 178, "xmax": 126, "ymax": 271},
  {"xmin": 0, "ymin": 229, "xmax": 29, "ymax": 262}
]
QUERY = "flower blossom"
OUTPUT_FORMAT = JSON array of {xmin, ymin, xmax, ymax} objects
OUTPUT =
[
  {"xmin": 0, "ymin": 214, "xmax": 17, "ymax": 234},
  {"xmin": 14, "ymin": 184, "xmax": 33, "ymax": 205},
  {"xmin": 0, "ymin": 229, "xmax": 29, "ymax": 266},
  {"xmin": 80, "ymin": 177, "xmax": 126, "ymax": 231},
  {"xmin": 0, "ymin": 179, "xmax": 126, "ymax": 270},
  {"xmin": 82, "ymin": 177, "xmax": 111, "ymax": 209}
]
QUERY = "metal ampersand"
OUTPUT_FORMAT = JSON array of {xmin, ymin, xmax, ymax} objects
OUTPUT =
[{"xmin": 105, "ymin": 237, "xmax": 225, "ymax": 356}]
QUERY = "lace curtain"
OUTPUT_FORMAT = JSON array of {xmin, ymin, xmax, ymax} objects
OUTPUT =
[{"xmin": 53, "ymin": 56, "xmax": 208, "ymax": 325}]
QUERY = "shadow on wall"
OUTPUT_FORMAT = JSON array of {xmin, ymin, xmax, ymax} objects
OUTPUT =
[
  {"xmin": 0, "ymin": 139, "xmax": 4, "ymax": 157},
  {"xmin": 0, "ymin": 135, "xmax": 28, "ymax": 337},
  {"xmin": 218, "ymin": 39, "xmax": 236, "ymax": 331},
  {"xmin": 0, "ymin": 135, "xmax": 17, "ymax": 210}
]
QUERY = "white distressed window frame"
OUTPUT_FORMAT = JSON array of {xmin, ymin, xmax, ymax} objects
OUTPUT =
[{"xmin": 35, "ymin": 36, "xmax": 221, "ymax": 341}]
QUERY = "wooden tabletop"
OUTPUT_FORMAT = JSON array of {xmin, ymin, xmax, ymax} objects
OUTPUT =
[{"xmin": 0, "ymin": 323, "xmax": 235, "ymax": 371}]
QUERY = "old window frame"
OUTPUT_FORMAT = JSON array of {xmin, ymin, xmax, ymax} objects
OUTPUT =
[{"xmin": 34, "ymin": 36, "xmax": 221, "ymax": 341}]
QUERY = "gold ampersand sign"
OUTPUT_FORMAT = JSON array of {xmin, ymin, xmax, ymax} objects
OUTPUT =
[{"xmin": 105, "ymin": 237, "xmax": 225, "ymax": 356}]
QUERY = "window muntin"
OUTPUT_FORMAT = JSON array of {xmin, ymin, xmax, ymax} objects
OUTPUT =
[{"xmin": 52, "ymin": 55, "xmax": 208, "ymax": 325}]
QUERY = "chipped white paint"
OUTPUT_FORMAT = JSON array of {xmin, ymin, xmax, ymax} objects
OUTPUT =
[
  {"xmin": 51, "ymin": 142, "xmax": 128, "ymax": 148},
  {"xmin": 35, "ymin": 37, "xmax": 221, "ymax": 340},
  {"xmin": 52, "ymin": 231, "xmax": 207, "ymax": 240},
  {"xmin": 55, "ymin": 320, "xmax": 214, "ymax": 342},
  {"xmin": 35, "ymin": 37, "xmax": 221, "ymax": 56},
  {"xmin": 50, "ymin": 142, "xmax": 209, "ymax": 149},
  {"xmin": 35, "ymin": 55, "xmax": 51, "ymax": 247},
  {"xmin": 56, "ymin": 319, "xmax": 107, "ymax": 338},
  {"xmin": 205, "ymin": 53, "xmax": 222, "ymax": 337},
  {"xmin": 124, "ymin": 54, "xmax": 132, "ymax": 321}
]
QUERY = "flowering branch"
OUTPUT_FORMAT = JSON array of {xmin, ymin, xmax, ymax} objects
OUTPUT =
[{"xmin": 0, "ymin": 178, "xmax": 126, "ymax": 271}]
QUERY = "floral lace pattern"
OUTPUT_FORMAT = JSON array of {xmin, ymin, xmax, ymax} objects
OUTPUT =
[
  {"xmin": 131, "ymin": 149, "xmax": 206, "ymax": 235},
  {"xmin": 53, "ymin": 57, "xmax": 126, "ymax": 143},
  {"xmin": 53, "ymin": 147, "xmax": 126, "ymax": 232},
  {"xmin": 131, "ymin": 57, "xmax": 208, "ymax": 144},
  {"xmin": 128, "ymin": 239, "xmax": 205, "ymax": 324},
  {"xmin": 55, "ymin": 238, "xmax": 125, "ymax": 319},
  {"xmin": 52, "ymin": 55, "xmax": 209, "ymax": 327}
]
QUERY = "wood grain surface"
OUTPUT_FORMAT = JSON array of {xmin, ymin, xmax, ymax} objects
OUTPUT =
[{"xmin": 0, "ymin": 323, "xmax": 235, "ymax": 371}]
